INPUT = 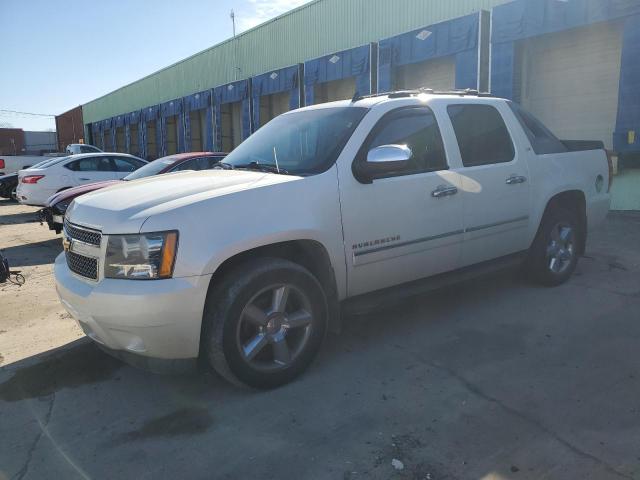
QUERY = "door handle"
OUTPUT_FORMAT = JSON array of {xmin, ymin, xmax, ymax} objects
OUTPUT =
[
  {"xmin": 431, "ymin": 185, "xmax": 458, "ymax": 198},
  {"xmin": 506, "ymin": 175, "xmax": 527, "ymax": 185},
  {"xmin": 79, "ymin": 177, "xmax": 90, "ymax": 181}
]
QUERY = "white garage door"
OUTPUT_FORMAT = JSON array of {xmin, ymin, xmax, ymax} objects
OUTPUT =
[
  {"xmin": 395, "ymin": 56, "xmax": 457, "ymax": 91},
  {"xmin": 519, "ymin": 20, "xmax": 623, "ymax": 149},
  {"xmin": 315, "ymin": 77, "xmax": 358, "ymax": 104}
]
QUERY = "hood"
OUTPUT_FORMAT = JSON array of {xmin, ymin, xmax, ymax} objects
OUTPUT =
[
  {"xmin": 46, "ymin": 180, "xmax": 121, "ymax": 207},
  {"xmin": 66, "ymin": 170, "xmax": 301, "ymax": 233}
]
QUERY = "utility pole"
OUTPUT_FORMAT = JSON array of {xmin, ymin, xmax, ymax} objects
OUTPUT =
[{"xmin": 230, "ymin": 9, "xmax": 241, "ymax": 80}]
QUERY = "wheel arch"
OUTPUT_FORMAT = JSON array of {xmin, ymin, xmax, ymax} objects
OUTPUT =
[
  {"xmin": 535, "ymin": 190, "xmax": 587, "ymax": 255},
  {"xmin": 204, "ymin": 239, "xmax": 342, "ymax": 336}
]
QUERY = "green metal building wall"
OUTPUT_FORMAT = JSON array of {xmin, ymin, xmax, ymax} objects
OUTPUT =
[{"xmin": 83, "ymin": 0, "xmax": 511, "ymax": 124}]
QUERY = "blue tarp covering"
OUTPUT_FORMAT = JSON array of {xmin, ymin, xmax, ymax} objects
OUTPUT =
[
  {"xmin": 100, "ymin": 119, "xmax": 112, "ymax": 151},
  {"xmin": 123, "ymin": 111, "xmax": 141, "ymax": 154},
  {"xmin": 492, "ymin": 0, "xmax": 640, "ymax": 44},
  {"xmin": 91, "ymin": 123, "xmax": 101, "ymax": 150},
  {"xmin": 378, "ymin": 13, "xmax": 479, "ymax": 92},
  {"xmin": 141, "ymin": 105, "xmax": 160, "ymax": 122},
  {"xmin": 213, "ymin": 80, "xmax": 251, "ymax": 151},
  {"xmin": 184, "ymin": 90, "xmax": 214, "ymax": 151},
  {"xmin": 124, "ymin": 111, "xmax": 140, "ymax": 125},
  {"xmin": 114, "ymin": 115, "xmax": 125, "ymax": 128},
  {"xmin": 160, "ymin": 98, "xmax": 185, "ymax": 156},
  {"xmin": 615, "ymin": 14, "xmax": 640, "ymax": 153},
  {"xmin": 304, "ymin": 44, "xmax": 371, "ymax": 105},
  {"xmin": 139, "ymin": 105, "xmax": 160, "ymax": 159},
  {"xmin": 490, "ymin": 42, "xmax": 516, "ymax": 100},
  {"xmin": 491, "ymin": 0, "xmax": 640, "ymax": 153},
  {"xmin": 251, "ymin": 65, "xmax": 300, "ymax": 131}
]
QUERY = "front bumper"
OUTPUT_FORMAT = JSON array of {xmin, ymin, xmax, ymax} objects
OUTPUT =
[
  {"xmin": 54, "ymin": 253, "xmax": 212, "ymax": 362},
  {"xmin": 39, "ymin": 207, "xmax": 63, "ymax": 232}
]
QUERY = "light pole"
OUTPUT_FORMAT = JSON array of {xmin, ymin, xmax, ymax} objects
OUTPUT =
[{"xmin": 230, "ymin": 9, "xmax": 241, "ymax": 80}]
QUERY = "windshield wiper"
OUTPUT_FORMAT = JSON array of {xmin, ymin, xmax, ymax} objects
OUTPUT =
[{"xmin": 234, "ymin": 162, "xmax": 289, "ymax": 175}]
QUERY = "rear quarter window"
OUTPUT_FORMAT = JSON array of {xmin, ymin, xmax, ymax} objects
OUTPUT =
[{"xmin": 508, "ymin": 102, "xmax": 568, "ymax": 155}]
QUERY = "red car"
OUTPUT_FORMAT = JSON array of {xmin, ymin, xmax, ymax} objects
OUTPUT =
[{"xmin": 40, "ymin": 152, "xmax": 226, "ymax": 233}]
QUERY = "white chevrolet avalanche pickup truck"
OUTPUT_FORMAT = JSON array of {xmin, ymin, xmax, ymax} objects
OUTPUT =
[{"xmin": 55, "ymin": 91, "xmax": 611, "ymax": 388}]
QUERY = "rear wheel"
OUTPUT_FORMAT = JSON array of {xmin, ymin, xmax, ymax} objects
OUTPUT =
[
  {"xmin": 203, "ymin": 258, "xmax": 328, "ymax": 389},
  {"xmin": 525, "ymin": 207, "xmax": 580, "ymax": 286}
]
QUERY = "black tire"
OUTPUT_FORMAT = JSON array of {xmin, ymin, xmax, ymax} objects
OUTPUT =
[
  {"xmin": 525, "ymin": 206, "xmax": 581, "ymax": 286},
  {"xmin": 202, "ymin": 257, "xmax": 328, "ymax": 389}
]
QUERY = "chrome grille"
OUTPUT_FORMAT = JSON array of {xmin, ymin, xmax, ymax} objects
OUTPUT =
[
  {"xmin": 63, "ymin": 220, "xmax": 101, "ymax": 246},
  {"xmin": 66, "ymin": 251, "xmax": 98, "ymax": 280}
]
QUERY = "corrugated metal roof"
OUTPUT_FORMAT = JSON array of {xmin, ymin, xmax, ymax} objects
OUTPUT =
[{"xmin": 83, "ymin": 0, "xmax": 511, "ymax": 123}]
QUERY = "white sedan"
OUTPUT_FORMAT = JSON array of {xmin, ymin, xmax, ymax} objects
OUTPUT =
[{"xmin": 17, "ymin": 153, "xmax": 147, "ymax": 206}]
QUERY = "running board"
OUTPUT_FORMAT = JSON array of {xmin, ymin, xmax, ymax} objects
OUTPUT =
[{"xmin": 342, "ymin": 251, "xmax": 527, "ymax": 316}]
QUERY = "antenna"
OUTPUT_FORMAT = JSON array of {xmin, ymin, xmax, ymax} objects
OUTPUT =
[{"xmin": 273, "ymin": 146, "xmax": 280, "ymax": 174}]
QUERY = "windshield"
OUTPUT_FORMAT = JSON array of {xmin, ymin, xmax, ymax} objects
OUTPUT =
[
  {"xmin": 124, "ymin": 156, "xmax": 178, "ymax": 181},
  {"xmin": 222, "ymin": 107, "xmax": 368, "ymax": 175}
]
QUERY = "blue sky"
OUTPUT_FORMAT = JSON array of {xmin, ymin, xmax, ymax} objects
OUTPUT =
[{"xmin": 0, "ymin": 0, "xmax": 308, "ymax": 131}]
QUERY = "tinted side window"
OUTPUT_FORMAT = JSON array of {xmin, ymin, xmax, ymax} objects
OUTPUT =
[
  {"xmin": 172, "ymin": 156, "xmax": 222, "ymax": 172},
  {"xmin": 365, "ymin": 108, "xmax": 447, "ymax": 177},
  {"xmin": 69, "ymin": 157, "xmax": 112, "ymax": 172},
  {"xmin": 448, "ymin": 104, "xmax": 515, "ymax": 167},
  {"xmin": 112, "ymin": 157, "xmax": 138, "ymax": 172},
  {"xmin": 64, "ymin": 160, "xmax": 80, "ymax": 171},
  {"xmin": 508, "ymin": 102, "xmax": 568, "ymax": 155},
  {"xmin": 80, "ymin": 146, "xmax": 97, "ymax": 153},
  {"xmin": 172, "ymin": 159, "xmax": 198, "ymax": 172}
]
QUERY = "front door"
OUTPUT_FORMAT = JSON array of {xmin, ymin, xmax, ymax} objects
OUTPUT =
[
  {"xmin": 445, "ymin": 102, "xmax": 531, "ymax": 267},
  {"xmin": 339, "ymin": 106, "xmax": 464, "ymax": 297}
]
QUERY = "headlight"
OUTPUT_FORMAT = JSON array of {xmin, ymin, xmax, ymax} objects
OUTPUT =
[{"xmin": 104, "ymin": 231, "xmax": 178, "ymax": 280}]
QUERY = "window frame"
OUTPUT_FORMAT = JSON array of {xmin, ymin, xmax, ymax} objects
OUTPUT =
[
  {"xmin": 352, "ymin": 106, "xmax": 449, "ymax": 184},
  {"xmin": 446, "ymin": 103, "xmax": 516, "ymax": 168}
]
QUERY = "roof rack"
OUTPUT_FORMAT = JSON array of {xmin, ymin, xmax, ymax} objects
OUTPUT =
[{"xmin": 351, "ymin": 88, "xmax": 494, "ymax": 103}]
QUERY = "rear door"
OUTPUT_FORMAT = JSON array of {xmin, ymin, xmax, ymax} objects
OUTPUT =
[
  {"xmin": 445, "ymin": 102, "xmax": 531, "ymax": 267},
  {"xmin": 66, "ymin": 157, "xmax": 119, "ymax": 186}
]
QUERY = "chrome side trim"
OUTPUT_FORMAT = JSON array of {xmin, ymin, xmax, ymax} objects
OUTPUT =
[
  {"xmin": 465, "ymin": 215, "xmax": 529, "ymax": 233},
  {"xmin": 353, "ymin": 215, "xmax": 529, "ymax": 259},
  {"xmin": 354, "ymin": 229, "xmax": 464, "ymax": 257}
]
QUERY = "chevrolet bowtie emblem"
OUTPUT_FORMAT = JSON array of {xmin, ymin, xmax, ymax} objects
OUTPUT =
[{"xmin": 62, "ymin": 236, "xmax": 71, "ymax": 252}]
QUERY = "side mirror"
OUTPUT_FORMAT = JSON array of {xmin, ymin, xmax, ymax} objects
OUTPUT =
[
  {"xmin": 355, "ymin": 144, "xmax": 412, "ymax": 183},
  {"xmin": 367, "ymin": 144, "xmax": 412, "ymax": 164}
]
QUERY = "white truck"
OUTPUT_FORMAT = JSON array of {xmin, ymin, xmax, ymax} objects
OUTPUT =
[
  {"xmin": 0, "ymin": 156, "xmax": 48, "ymax": 176},
  {"xmin": 54, "ymin": 91, "xmax": 611, "ymax": 388}
]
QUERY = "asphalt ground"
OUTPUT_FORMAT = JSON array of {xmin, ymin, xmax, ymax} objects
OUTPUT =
[{"xmin": 1, "ymin": 207, "xmax": 640, "ymax": 480}]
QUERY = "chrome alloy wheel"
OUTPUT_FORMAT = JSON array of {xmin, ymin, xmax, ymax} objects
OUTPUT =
[
  {"xmin": 546, "ymin": 223, "xmax": 575, "ymax": 274},
  {"xmin": 236, "ymin": 284, "xmax": 314, "ymax": 371}
]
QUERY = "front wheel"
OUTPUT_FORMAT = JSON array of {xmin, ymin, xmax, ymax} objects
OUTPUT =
[
  {"xmin": 525, "ymin": 207, "xmax": 581, "ymax": 286},
  {"xmin": 203, "ymin": 258, "xmax": 328, "ymax": 389}
]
